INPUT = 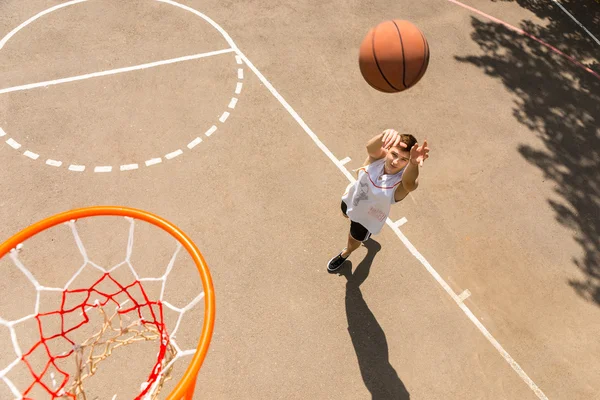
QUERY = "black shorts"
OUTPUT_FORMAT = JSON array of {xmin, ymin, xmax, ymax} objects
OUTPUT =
[{"xmin": 340, "ymin": 201, "xmax": 372, "ymax": 242}]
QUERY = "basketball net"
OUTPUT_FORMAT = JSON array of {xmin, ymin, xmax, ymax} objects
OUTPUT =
[{"xmin": 0, "ymin": 207, "xmax": 215, "ymax": 400}]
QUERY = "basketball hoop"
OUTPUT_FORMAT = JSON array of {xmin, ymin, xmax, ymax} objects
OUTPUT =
[{"xmin": 0, "ymin": 206, "xmax": 216, "ymax": 399}]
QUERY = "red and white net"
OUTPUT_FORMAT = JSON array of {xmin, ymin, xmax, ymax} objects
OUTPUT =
[{"xmin": 0, "ymin": 217, "xmax": 205, "ymax": 399}]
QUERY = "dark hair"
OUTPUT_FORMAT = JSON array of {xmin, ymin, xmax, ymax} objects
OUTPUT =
[{"xmin": 398, "ymin": 134, "xmax": 417, "ymax": 153}]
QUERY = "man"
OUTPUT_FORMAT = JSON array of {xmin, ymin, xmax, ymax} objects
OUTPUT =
[{"xmin": 327, "ymin": 129, "xmax": 429, "ymax": 272}]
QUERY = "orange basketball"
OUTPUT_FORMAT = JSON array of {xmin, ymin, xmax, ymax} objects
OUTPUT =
[{"xmin": 358, "ymin": 20, "xmax": 430, "ymax": 93}]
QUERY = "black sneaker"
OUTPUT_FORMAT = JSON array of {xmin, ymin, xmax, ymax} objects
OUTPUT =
[{"xmin": 327, "ymin": 252, "xmax": 348, "ymax": 273}]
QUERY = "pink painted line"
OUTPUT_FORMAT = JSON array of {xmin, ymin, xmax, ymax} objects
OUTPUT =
[{"xmin": 446, "ymin": 0, "xmax": 600, "ymax": 80}]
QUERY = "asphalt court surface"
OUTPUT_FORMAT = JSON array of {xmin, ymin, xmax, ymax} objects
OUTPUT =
[{"xmin": 1, "ymin": 0, "xmax": 599, "ymax": 399}]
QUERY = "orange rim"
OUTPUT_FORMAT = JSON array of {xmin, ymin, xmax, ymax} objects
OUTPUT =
[{"xmin": 0, "ymin": 206, "xmax": 215, "ymax": 400}]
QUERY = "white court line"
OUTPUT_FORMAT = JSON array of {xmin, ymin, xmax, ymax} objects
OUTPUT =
[
  {"xmin": 0, "ymin": 0, "xmax": 87, "ymax": 50},
  {"xmin": 458, "ymin": 289, "xmax": 471, "ymax": 303},
  {"xmin": 165, "ymin": 149, "xmax": 183, "ymax": 159},
  {"xmin": 235, "ymin": 55, "xmax": 243, "ymax": 64},
  {"xmin": 145, "ymin": 158, "xmax": 162, "ymax": 167},
  {"xmin": 219, "ymin": 112, "xmax": 230, "ymax": 123},
  {"xmin": 228, "ymin": 98, "xmax": 238, "ymax": 109},
  {"xmin": 394, "ymin": 217, "xmax": 408, "ymax": 227},
  {"xmin": 0, "ymin": 127, "xmax": 6, "ymax": 137},
  {"xmin": 339, "ymin": 157, "xmax": 351, "ymax": 165},
  {"xmin": 23, "ymin": 151, "xmax": 39, "ymax": 160},
  {"xmin": 187, "ymin": 137, "xmax": 202, "ymax": 149},
  {"xmin": 551, "ymin": 0, "xmax": 600, "ymax": 46},
  {"xmin": 94, "ymin": 166, "xmax": 112, "ymax": 173},
  {"xmin": 68, "ymin": 165, "xmax": 85, "ymax": 172},
  {"xmin": 0, "ymin": 48, "xmax": 235, "ymax": 95},
  {"xmin": 120, "ymin": 164, "xmax": 138, "ymax": 171},
  {"xmin": 6, "ymin": 138, "xmax": 21, "ymax": 149},
  {"xmin": 238, "ymin": 69, "xmax": 244, "ymax": 79},
  {"xmin": 205, "ymin": 125, "xmax": 217, "ymax": 137},
  {"xmin": 236, "ymin": 50, "xmax": 549, "ymax": 400},
  {"xmin": 46, "ymin": 159, "xmax": 62, "ymax": 167},
  {"xmin": 235, "ymin": 82, "xmax": 243, "ymax": 94},
  {"xmin": 2, "ymin": 0, "xmax": 544, "ymax": 395}
]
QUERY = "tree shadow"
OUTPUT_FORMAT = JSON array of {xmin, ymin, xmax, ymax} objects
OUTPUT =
[
  {"xmin": 337, "ymin": 239, "xmax": 410, "ymax": 399},
  {"xmin": 491, "ymin": 0, "xmax": 599, "ymax": 73},
  {"xmin": 455, "ymin": 12, "xmax": 600, "ymax": 304}
]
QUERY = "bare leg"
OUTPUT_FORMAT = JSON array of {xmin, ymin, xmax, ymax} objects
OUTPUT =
[{"xmin": 341, "ymin": 233, "xmax": 361, "ymax": 258}]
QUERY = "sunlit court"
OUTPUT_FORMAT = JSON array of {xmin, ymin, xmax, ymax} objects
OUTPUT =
[{"xmin": 0, "ymin": 0, "xmax": 598, "ymax": 398}]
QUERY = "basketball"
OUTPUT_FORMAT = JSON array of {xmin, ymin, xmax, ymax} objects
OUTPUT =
[{"xmin": 358, "ymin": 20, "xmax": 430, "ymax": 93}]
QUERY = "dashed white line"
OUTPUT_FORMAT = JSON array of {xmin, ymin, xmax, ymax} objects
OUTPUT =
[
  {"xmin": 23, "ymin": 151, "xmax": 39, "ymax": 160},
  {"xmin": 145, "ymin": 158, "xmax": 162, "ymax": 167},
  {"xmin": 120, "ymin": 164, "xmax": 138, "ymax": 171},
  {"xmin": 187, "ymin": 137, "xmax": 202, "ymax": 149},
  {"xmin": 68, "ymin": 165, "xmax": 85, "ymax": 172},
  {"xmin": 1, "ymin": 1, "xmax": 244, "ymax": 174},
  {"xmin": 340, "ymin": 157, "xmax": 351, "ymax": 166},
  {"xmin": 6, "ymin": 138, "xmax": 21, "ymax": 149},
  {"xmin": 205, "ymin": 125, "xmax": 217, "ymax": 137},
  {"xmin": 165, "ymin": 149, "xmax": 183, "ymax": 159}
]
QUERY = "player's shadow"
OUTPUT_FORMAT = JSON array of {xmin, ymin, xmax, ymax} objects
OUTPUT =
[
  {"xmin": 455, "ymin": 11, "xmax": 600, "ymax": 305},
  {"xmin": 338, "ymin": 239, "xmax": 410, "ymax": 399}
]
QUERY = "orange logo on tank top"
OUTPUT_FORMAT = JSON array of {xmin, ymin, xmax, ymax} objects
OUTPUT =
[{"xmin": 368, "ymin": 206, "xmax": 386, "ymax": 222}]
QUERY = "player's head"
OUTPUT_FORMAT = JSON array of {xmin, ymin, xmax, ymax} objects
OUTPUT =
[{"xmin": 386, "ymin": 133, "xmax": 417, "ymax": 174}]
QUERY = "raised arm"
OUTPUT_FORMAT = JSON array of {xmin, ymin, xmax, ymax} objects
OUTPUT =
[
  {"xmin": 395, "ymin": 139, "xmax": 430, "ymax": 200},
  {"xmin": 365, "ymin": 129, "xmax": 402, "ymax": 164}
]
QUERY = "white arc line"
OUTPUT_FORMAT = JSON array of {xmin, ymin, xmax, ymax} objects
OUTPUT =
[
  {"xmin": 0, "ymin": 49, "xmax": 235, "ymax": 94},
  {"xmin": 219, "ymin": 112, "xmax": 230, "ymax": 123},
  {"xmin": 23, "ymin": 151, "xmax": 39, "ymax": 160},
  {"xmin": 46, "ymin": 159, "xmax": 62, "ymax": 167},
  {"xmin": 228, "ymin": 98, "xmax": 238, "ymax": 109},
  {"xmin": 0, "ymin": 0, "xmax": 89, "ymax": 50},
  {"xmin": 187, "ymin": 137, "xmax": 202, "ymax": 149},
  {"xmin": 165, "ymin": 149, "xmax": 183, "ymax": 159},
  {"xmin": 205, "ymin": 125, "xmax": 217, "ymax": 137},
  {"xmin": 120, "ymin": 164, "xmax": 138, "ymax": 171},
  {"xmin": 145, "ymin": 158, "xmax": 162, "ymax": 166},
  {"xmin": 551, "ymin": 0, "xmax": 600, "ymax": 46},
  {"xmin": 68, "ymin": 165, "xmax": 85, "ymax": 172},
  {"xmin": 6, "ymin": 138, "xmax": 21, "ymax": 149},
  {"xmin": 94, "ymin": 166, "xmax": 112, "ymax": 173},
  {"xmin": 235, "ymin": 82, "xmax": 243, "ymax": 94}
]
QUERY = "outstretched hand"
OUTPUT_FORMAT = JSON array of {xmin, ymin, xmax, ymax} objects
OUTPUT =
[
  {"xmin": 381, "ymin": 129, "xmax": 408, "ymax": 151},
  {"xmin": 409, "ymin": 140, "xmax": 430, "ymax": 167}
]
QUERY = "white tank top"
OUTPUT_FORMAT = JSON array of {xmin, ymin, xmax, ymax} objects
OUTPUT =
[{"xmin": 341, "ymin": 158, "xmax": 405, "ymax": 234}]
